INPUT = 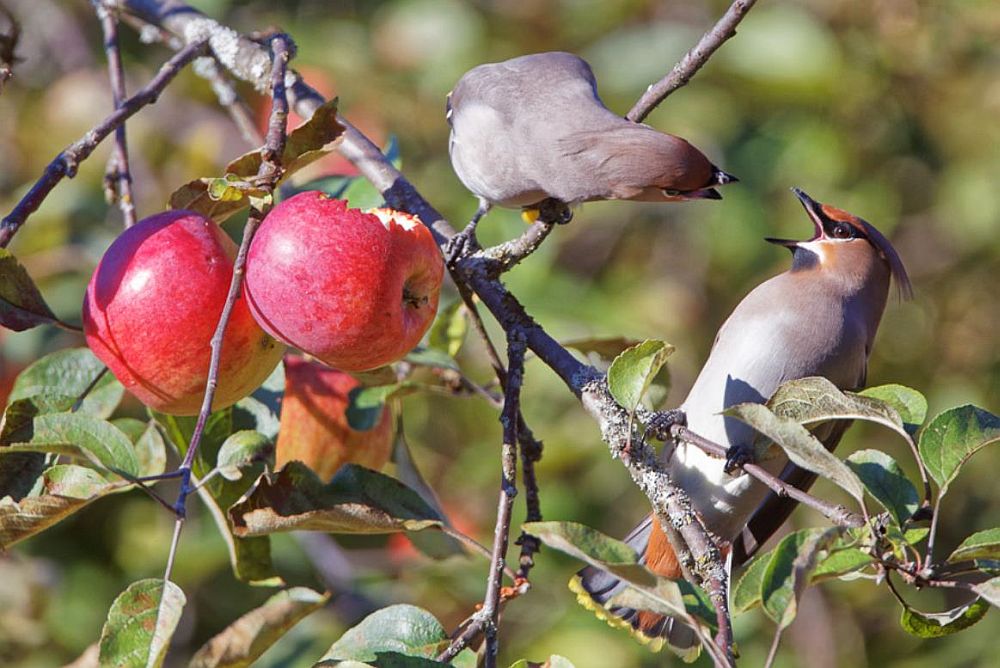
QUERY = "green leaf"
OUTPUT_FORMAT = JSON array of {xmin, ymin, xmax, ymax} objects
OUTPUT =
[
  {"xmin": 9, "ymin": 347, "xmax": 123, "ymax": 418},
  {"xmin": 404, "ymin": 346, "xmax": 459, "ymax": 372},
  {"xmin": 899, "ymin": 598, "xmax": 990, "ymax": 638},
  {"xmin": 973, "ymin": 578, "xmax": 1000, "ymax": 608},
  {"xmin": 846, "ymin": 449, "xmax": 919, "ymax": 526},
  {"xmin": 216, "ymin": 430, "xmax": 273, "ymax": 482},
  {"xmin": 604, "ymin": 581, "xmax": 695, "ymax": 628},
  {"xmin": 42, "ymin": 464, "xmax": 117, "ymax": 497},
  {"xmin": 727, "ymin": 402, "xmax": 865, "ymax": 503},
  {"xmin": 233, "ymin": 363, "xmax": 285, "ymax": 441},
  {"xmin": 607, "ymin": 340, "xmax": 674, "ymax": 412},
  {"xmin": 0, "ymin": 248, "xmax": 72, "ymax": 331},
  {"xmin": 318, "ymin": 604, "xmax": 449, "ymax": 664},
  {"xmin": 860, "ymin": 384, "xmax": 927, "ymax": 435},
  {"xmin": 347, "ymin": 385, "xmax": 405, "ymax": 432},
  {"xmin": 6, "ymin": 413, "xmax": 139, "ymax": 476},
  {"xmin": 428, "ymin": 299, "xmax": 467, "ymax": 358},
  {"xmin": 522, "ymin": 520, "xmax": 655, "ymax": 587},
  {"xmin": 170, "ymin": 99, "xmax": 344, "ymax": 222},
  {"xmin": 0, "ymin": 487, "xmax": 105, "ymax": 549},
  {"xmin": 190, "ymin": 587, "xmax": 330, "ymax": 668},
  {"xmin": 949, "ymin": 528, "xmax": 1000, "ymax": 563},
  {"xmin": 918, "ymin": 405, "xmax": 1000, "ymax": 492},
  {"xmin": 810, "ymin": 548, "xmax": 872, "ymax": 583},
  {"xmin": 761, "ymin": 528, "xmax": 841, "ymax": 628},
  {"xmin": 229, "ymin": 462, "xmax": 444, "ymax": 536},
  {"xmin": 152, "ymin": 409, "xmax": 280, "ymax": 586},
  {"xmin": 732, "ymin": 550, "xmax": 771, "ymax": 613},
  {"xmin": 98, "ymin": 578, "xmax": 186, "ymax": 668}
]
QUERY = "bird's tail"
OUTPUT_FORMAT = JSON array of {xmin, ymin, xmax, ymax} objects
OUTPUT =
[{"xmin": 570, "ymin": 515, "xmax": 700, "ymax": 661}]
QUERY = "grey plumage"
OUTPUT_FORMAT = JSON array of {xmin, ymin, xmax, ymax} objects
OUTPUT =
[{"xmin": 447, "ymin": 52, "xmax": 734, "ymax": 212}]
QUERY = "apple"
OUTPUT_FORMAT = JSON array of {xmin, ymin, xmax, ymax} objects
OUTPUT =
[
  {"xmin": 275, "ymin": 353, "xmax": 394, "ymax": 480},
  {"xmin": 243, "ymin": 192, "xmax": 444, "ymax": 371},
  {"xmin": 82, "ymin": 210, "xmax": 285, "ymax": 415}
]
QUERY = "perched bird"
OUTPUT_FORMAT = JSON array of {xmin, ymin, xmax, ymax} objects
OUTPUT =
[
  {"xmin": 574, "ymin": 188, "xmax": 912, "ymax": 656},
  {"xmin": 446, "ymin": 52, "xmax": 736, "ymax": 230}
]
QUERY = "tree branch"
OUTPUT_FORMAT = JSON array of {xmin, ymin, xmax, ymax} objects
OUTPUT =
[
  {"xmin": 0, "ymin": 38, "xmax": 207, "ymax": 248},
  {"xmin": 92, "ymin": 0, "xmax": 138, "ymax": 227},
  {"xmin": 627, "ymin": 0, "xmax": 758, "ymax": 123}
]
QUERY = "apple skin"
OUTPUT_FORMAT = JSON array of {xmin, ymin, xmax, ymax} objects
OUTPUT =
[
  {"xmin": 82, "ymin": 210, "xmax": 285, "ymax": 415},
  {"xmin": 243, "ymin": 192, "xmax": 444, "ymax": 371},
  {"xmin": 275, "ymin": 353, "xmax": 394, "ymax": 481}
]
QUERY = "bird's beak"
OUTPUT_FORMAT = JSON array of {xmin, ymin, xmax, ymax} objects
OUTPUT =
[
  {"xmin": 687, "ymin": 188, "xmax": 723, "ymax": 200},
  {"xmin": 791, "ymin": 187, "xmax": 826, "ymax": 240},
  {"xmin": 712, "ymin": 168, "xmax": 739, "ymax": 186},
  {"xmin": 764, "ymin": 237, "xmax": 799, "ymax": 249}
]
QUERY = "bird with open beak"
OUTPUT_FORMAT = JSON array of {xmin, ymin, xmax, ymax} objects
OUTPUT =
[
  {"xmin": 574, "ymin": 188, "xmax": 912, "ymax": 659},
  {"xmin": 446, "ymin": 52, "xmax": 737, "ymax": 235}
]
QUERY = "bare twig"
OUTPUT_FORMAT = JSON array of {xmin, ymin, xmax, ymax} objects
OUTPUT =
[
  {"xmin": 628, "ymin": 0, "xmax": 759, "ymax": 123},
  {"xmin": 670, "ymin": 424, "xmax": 865, "ymax": 529},
  {"xmin": 91, "ymin": 0, "xmax": 138, "ymax": 227},
  {"xmin": 0, "ymin": 38, "xmax": 207, "ymax": 247},
  {"xmin": 162, "ymin": 33, "xmax": 293, "ymax": 578},
  {"xmin": 477, "ymin": 220, "xmax": 557, "ymax": 274}
]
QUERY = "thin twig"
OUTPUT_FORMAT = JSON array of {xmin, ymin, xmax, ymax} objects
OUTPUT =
[
  {"xmin": 0, "ymin": 38, "xmax": 207, "ymax": 247},
  {"xmin": 91, "ymin": 0, "xmax": 138, "ymax": 227},
  {"xmin": 478, "ymin": 220, "xmax": 557, "ymax": 275},
  {"xmin": 628, "ymin": 0, "xmax": 759, "ymax": 123},
  {"xmin": 671, "ymin": 424, "xmax": 865, "ymax": 529},
  {"xmin": 161, "ymin": 34, "xmax": 293, "ymax": 577},
  {"xmin": 764, "ymin": 624, "xmax": 784, "ymax": 668}
]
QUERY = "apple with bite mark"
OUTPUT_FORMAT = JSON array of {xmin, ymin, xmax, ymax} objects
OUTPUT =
[
  {"xmin": 243, "ymin": 192, "xmax": 444, "ymax": 371},
  {"xmin": 275, "ymin": 353, "xmax": 394, "ymax": 481},
  {"xmin": 82, "ymin": 210, "xmax": 285, "ymax": 415}
]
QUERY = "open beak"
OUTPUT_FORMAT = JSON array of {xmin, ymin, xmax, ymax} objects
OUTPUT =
[{"xmin": 765, "ymin": 187, "xmax": 825, "ymax": 249}]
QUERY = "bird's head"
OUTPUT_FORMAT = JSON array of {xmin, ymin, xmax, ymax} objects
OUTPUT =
[{"xmin": 766, "ymin": 188, "xmax": 912, "ymax": 300}]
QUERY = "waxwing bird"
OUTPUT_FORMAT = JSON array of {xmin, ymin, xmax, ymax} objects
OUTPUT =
[
  {"xmin": 574, "ymin": 188, "xmax": 912, "ymax": 656},
  {"xmin": 446, "ymin": 52, "xmax": 736, "ymax": 230}
]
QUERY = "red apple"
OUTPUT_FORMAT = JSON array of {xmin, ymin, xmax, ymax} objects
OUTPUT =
[
  {"xmin": 275, "ymin": 353, "xmax": 394, "ymax": 480},
  {"xmin": 243, "ymin": 192, "xmax": 444, "ymax": 371},
  {"xmin": 82, "ymin": 210, "xmax": 285, "ymax": 415}
]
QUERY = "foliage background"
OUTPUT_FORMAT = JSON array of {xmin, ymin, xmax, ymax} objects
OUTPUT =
[{"xmin": 1, "ymin": 0, "xmax": 997, "ymax": 666}]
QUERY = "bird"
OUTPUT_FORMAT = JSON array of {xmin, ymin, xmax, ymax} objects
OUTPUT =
[
  {"xmin": 573, "ymin": 188, "xmax": 912, "ymax": 656},
  {"xmin": 445, "ymin": 52, "xmax": 736, "ymax": 234}
]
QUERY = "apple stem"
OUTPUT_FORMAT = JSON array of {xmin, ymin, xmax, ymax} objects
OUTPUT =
[
  {"xmin": 0, "ymin": 38, "xmax": 209, "ymax": 248},
  {"xmin": 91, "ymin": 0, "xmax": 139, "ymax": 228},
  {"xmin": 162, "ymin": 32, "xmax": 294, "ymax": 581}
]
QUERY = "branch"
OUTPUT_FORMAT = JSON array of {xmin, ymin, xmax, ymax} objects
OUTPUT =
[
  {"xmin": 669, "ymin": 425, "xmax": 865, "ymax": 529},
  {"xmin": 92, "ymin": 0, "xmax": 138, "ymax": 227},
  {"xmin": 477, "ymin": 220, "xmax": 557, "ymax": 274},
  {"xmin": 627, "ymin": 0, "xmax": 759, "ymax": 123},
  {"xmin": 0, "ymin": 38, "xmax": 207, "ymax": 248}
]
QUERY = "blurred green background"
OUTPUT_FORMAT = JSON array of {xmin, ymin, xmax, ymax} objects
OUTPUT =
[{"xmin": 1, "ymin": 0, "xmax": 998, "ymax": 666}]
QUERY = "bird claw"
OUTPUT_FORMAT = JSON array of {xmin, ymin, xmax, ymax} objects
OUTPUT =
[
  {"xmin": 445, "ymin": 226, "xmax": 481, "ymax": 268},
  {"xmin": 646, "ymin": 409, "xmax": 686, "ymax": 441},
  {"xmin": 536, "ymin": 198, "xmax": 573, "ymax": 225},
  {"xmin": 724, "ymin": 443, "xmax": 755, "ymax": 474}
]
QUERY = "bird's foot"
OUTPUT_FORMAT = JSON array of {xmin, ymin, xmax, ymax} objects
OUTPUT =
[
  {"xmin": 646, "ymin": 409, "xmax": 686, "ymax": 441},
  {"xmin": 535, "ymin": 198, "xmax": 573, "ymax": 225},
  {"xmin": 724, "ymin": 443, "xmax": 755, "ymax": 475},
  {"xmin": 446, "ymin": 223, "xmax": 482, "ymax": 268}
]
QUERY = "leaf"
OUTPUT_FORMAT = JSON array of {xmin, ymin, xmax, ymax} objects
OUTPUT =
[
  {"xmin": 562, "ymin": 336, "xmax": 645, "ymax": 362},
  {"xmin": 761, "ymin": 528, "xmax": 840, "ymax": 628},
  {"xmin": 152, "ymin": 409, "xmax": 280, "ymax": 586},
  {"xmin": 42, "ymin": 464, "xmax": 117, "ymax": 497},
  {"xmin": 390, "ymin": 423, "xmax": 464, "ymax": 559},
  {"xmin": 972, "ymin": 578, "xmax": 1000, "ymax": 608},
  {"xmin": 317, "ymin": 604, "xmax": 449, "ymax": 664},
  {"xmin": 346, "ymin": 385, "xmax": 407, "ymax": 432},
  {"xmin": 428, "ymin": 299, "xmax": 467, "ymax": 358},
  {"xmin": 899, "ymin": 598, "xmax": 990, "ymax": 638},
  {"xmin": 727, "ymin": 402, "xmax": 865, "ymax": 503},
  {"xmin": 918, "ymin": 405, "xmax": 1000, "ymax": 493},
  {"xmin": 767, "ymin": 377, "xmax": 913, "ymax": 444},
  {"xmin": 732, "ymin": 551, "xmax": 771, "ymax": 613},
  {"xmin": 846, "ymin": 449, "xmax": 919, "ymax": 526},
  {"xmin": 169, "ymin": 99, "xmax": 344, "ymax": 222},
  {"xmin": 523, "ymin": 521, "xmax": 655, "ymax": 586},
  {"xmin": 6, "ymin": 413, "xmax": 139, "ymax": 476},
  {"xmin": 230, "ymin": 462, "xmax": 444, "ymax": 536},
  {"xmin": 0, "ymin": 492, "xmax": 91, "ymax": 548},
  {"xmin": 607, "ymin": 340, "xmax": 674, "ymax": 412},
  {"xmin": 98, "ymin": 578, "xmax": 186, "ymax": 668},
  {"xmin": 949, "ymin": 528, "xmax": 1000, "ymax": 563},
  {"xmin": 860, "ymin": 384, "xmax": 928, "ymax": 435},
  {"xmin": 810, "ymin": 548, "xmax": 872, "ymax": 583},
  {"xmin": 604, "ymin": 581, "xmax": 694, "ymax": 626},
  {"xmin": 190, "ymin": 587, "xmax": 330, "ymax": 668},
  {"xmin": 232, "ymin": 363, "xmax": 285, "ymax": 441},
  {"xmin": 404, "ymin": 346, "xmax": 459, "ymax": 372},
  {"xmin": 217, "ymin": 430, "xmax": 273, "ymax": 482},
  {"xmin": 9, "ymin": 347, "xmax": 123, "ymax": 418},
  {"xmin": 0, "ymin": 248, "xmax": 71, "ymax": 331}
]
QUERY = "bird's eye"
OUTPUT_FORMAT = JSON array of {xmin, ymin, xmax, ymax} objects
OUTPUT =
[
  {"xmin": 831, "ymin": 222, "xmax": 854, "ymax": 239},
  {"xmin": 662, "ymin": 189, "xmax": 681, "ymax": 197}
]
